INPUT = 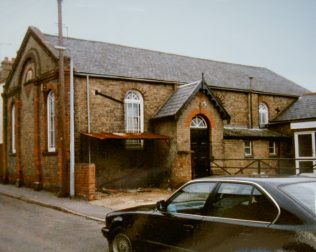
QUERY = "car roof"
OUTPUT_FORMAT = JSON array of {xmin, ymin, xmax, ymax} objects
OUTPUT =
[{"xmin": 192, "ymin": 175, "xmax": 316, "ymax": 187}]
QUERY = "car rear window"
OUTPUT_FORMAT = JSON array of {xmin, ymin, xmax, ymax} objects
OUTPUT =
[
  {"xmin": 208, "ymin": 183, "xmax": 278, "ymax": 222},
  {"xmin": 280, "ymin": 182, "xmax": 316, "ymax": 215}
]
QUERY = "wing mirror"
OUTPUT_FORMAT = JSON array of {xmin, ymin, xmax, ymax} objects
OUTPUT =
[{"xmin": 156, "ymin": 200, "xmax": 167, "ymax": 212}]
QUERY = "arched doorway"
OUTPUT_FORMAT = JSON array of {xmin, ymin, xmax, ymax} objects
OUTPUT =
[{"xmin": 190, "ymin": 115, "xmax": 211, "ymax": 178}]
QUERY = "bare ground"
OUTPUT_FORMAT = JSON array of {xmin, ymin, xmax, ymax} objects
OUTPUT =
[{"xmin": 90, "ymin": 188, "xmax": 173, "ymax": 210}]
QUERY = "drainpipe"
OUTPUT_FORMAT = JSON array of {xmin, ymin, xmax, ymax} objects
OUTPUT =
[
  {"xmin": 248, "ymin": 77, "xmax": 253, "ymax": 128},
  {"xmin": 57, "ymin": 0, "xmax": 67, "ymax": 196},
  {"xmin": 70, "ymin": 58, "xmax": 75, "ymax": 197},
  {"xmin": 2, "ymin": 91, "xmax": 8, "ymax": 183},
  {"xmin": 86, "ymin": 75, "xmax": 91, "ymax": 163}
]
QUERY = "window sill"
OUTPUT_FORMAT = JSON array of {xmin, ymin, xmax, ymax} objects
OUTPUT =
[
  {"xmin": 42, "ymin": 151, "xmax": 58, "ymax": 156},
  {"xmin": 9, "ymin": 153, "xmax": 16, "ymax": 157},
  {"xmin": 24, "ymin": 80, "xmax": 35, "ymax": 86}
]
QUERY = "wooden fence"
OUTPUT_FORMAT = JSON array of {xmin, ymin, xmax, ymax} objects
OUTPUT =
[{"xmin": 210, "ymin": 158, "xmax": 316, "ymax": 176}]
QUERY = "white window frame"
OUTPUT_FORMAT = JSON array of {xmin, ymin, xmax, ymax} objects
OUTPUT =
[
  {"xmin": 25, "ymin": 69, "xmax": 33, "ymax": 82},
  {"xmin": 47, "ymin": 91, "xmax": 56, "ymax": 152},
  {"xmin": 259, "ymin": 103, "xmax": 269, "ymax": 127},
  {"xmin": 190, "ymin": 115, "xmax": 208, "ymax": 129},
  {"xmin": 269, "ymin": 141, "xmax": 277, "ymax": 156},
  {"xmin": 124, "ymin": 90, "xmax": 144, "ymax": 133},
  {"xmin": 294, "ymin": 131, "xmax": 316, "ymax": 175},
  {"xmin": 124, "ymin": 90, "xmax": 144, "ymax": 149},
  {"xmin": 11, "ymin": 104, "xmax": 16, "ymax": 153},
  {"xmin": 244, "ymin": 140, "xmax": 253, "ymax": 157}
]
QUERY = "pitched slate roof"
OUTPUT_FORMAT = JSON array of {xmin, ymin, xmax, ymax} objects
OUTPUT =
[
  {"xmin": 152, "ymin": 79, "xmax": 230, "ymax": 121},
  {"xmin": 224, "ymin": 127, "xmax": 289, "ymax": 139},
  {"xmin": 273, "ymin": 93, "xmax": 316, "ymax": 122},
  {"xmin": 153, "ymin": 81, "xmax": 200, "ymax": 119},
  {"xmin": 31, "ymin": 26, "xmax": 308, "ymax": 96}
]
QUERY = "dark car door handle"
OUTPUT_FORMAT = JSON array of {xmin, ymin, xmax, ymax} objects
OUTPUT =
[{"xmin": 183, "ymin": 224, "xmax": 195, "ymax": 232}]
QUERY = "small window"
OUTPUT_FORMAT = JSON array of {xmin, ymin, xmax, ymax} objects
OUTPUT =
[
  {"xmin": 269, "ymin": 141, "xmax": 277, "ymax": 156},
  {"xmin": 11, "ymin": 104, "xmax": 16, "ymax": 153},
  {"xmin": 259, "ymin": 103, "xmax": 269, "ymax": 127},
  {"xmin": 209, "ymin": 183, "xmax": 278, "ymax": 222},
  {"xmin": 47, "ymin": 91, "xmax": 56, "ymax": 152},
  {"xmin": 244, "ymin": 140, "xmax": 252, "ymax": 157},
  {"xmin": 166, "ymin": 182, "xmax": 216, "ymax": 215},
  {"xmin": 25, "ymin": 69, "xmax": 33, "ymax": 82}
]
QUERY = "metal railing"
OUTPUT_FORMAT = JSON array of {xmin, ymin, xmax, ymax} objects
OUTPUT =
[{"xmin": 210, "ymin": 158, "xmax": 316, "ymax": 176}]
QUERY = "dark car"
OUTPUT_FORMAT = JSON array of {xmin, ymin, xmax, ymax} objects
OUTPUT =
[{"xmin": 102, "ymin": 176, "xmax": 316, "ymax": 251}]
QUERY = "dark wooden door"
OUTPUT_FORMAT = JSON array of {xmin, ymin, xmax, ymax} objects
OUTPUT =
[{"xmin": 191, "ymin": 128, "xmax": 211, "ymax": 178}]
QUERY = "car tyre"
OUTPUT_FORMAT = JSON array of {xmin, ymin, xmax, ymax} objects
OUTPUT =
[{"xmin": 110, "ymin": 228, "xmax": 133, "ymax": 252}]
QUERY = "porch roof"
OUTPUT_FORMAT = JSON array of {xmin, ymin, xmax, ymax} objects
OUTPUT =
[
  {"xmin": 273, "ymin": 93, "xmax": 316, "ymax": 122},
  {"xmin": 152, "ymin": 79, "xmax": 230, "ymax": 121},
  {"xmin": 81, "ymin": 132, "xmax": 169, "ymax": 140}
]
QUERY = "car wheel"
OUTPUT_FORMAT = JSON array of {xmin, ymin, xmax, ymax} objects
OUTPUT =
[{"xmin": 111, "ymin": 229, "xmax": 133, "ymax": 252}]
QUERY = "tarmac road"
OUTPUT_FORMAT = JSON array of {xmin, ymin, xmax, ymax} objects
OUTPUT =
[{"xmin": 0, "ymin": 195, "xmax": 108, "ymax": 252}]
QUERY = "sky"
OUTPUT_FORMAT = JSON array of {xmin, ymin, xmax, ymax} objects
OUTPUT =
[{"xmin": 0, "ymin": 0, "xmax": 315, "ymax": 91}]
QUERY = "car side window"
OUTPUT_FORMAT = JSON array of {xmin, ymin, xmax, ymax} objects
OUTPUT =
[
  {"xmin": 167, "ymin": 182, "xmax": 216, "ymax": 215},
  {"xmin": 208, "ymin": 183, "xmax": 278, "ymax": 222}
]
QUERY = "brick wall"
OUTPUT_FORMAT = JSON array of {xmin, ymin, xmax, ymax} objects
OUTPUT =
[
  {"xmin": 75, "ymin": 77, "xmax": 176, "ymax": 189},
  {"xmin": 75, "ymin": 163, "xmax": 96, "ymax": 201},
  {"xmin": 0, "ymin": 144, "xmax": 3, "ymax": 181},
  {"xmin": 74, "ymin": 77, "xmax": 175, "ymax": 136},
  {"xmin": 3, "ymin": 35, "xmax": 61, "ymax": 190},
  {"xmin": 171, "ymin": 91, "xmax": 225, "ymax": 186}
]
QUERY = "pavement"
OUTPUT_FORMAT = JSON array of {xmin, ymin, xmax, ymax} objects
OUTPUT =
[{"xmin": 0, "ymin": 183, "xmax": 172, "ymax": 223}]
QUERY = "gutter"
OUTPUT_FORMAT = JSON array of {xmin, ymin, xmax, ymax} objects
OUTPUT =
[{"xmin": 75, "ymin": 72, "xmax": 180, "ymax": 86}]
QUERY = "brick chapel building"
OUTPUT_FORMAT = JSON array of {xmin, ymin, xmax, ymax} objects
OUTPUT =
[{"xmin": 1, "ymin": 27, "xmax": 311, "ymax": 196}]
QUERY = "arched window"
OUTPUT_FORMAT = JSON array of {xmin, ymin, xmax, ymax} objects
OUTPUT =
[
  {"xmin": 190, "ymin": 115, "xmax": 208, "ymax": 129},
  {"xmin": 25, "ymin": 69, "xmax": 33, "ymax": 82},
  {"xmin": 11, "ymin": 104, "xmax": 16, "ymax": 153},
  {"xmin": 124, "ymin": 90, "xmax": 144, "ymax": 149},
  {"xmin": 259, "ymin": 103, "xmax": 269, "ymax": 127},
  {"xmin": 47, "ymin": 91, "xmax": 55, "ymax": 152},
  {"xmin": 124, "ymin": 90, "xmax": 144, "ymax": 133}
]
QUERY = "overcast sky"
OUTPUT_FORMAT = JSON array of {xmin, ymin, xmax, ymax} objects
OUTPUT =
[{"xmin": 0, "ymin": 0, "xmax": 315, "ymax": 91}]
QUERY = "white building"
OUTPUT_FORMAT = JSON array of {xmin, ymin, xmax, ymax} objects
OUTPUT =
[{"xmin": 273, "ymin": 94, "xmax": 316, "ymax": 175}]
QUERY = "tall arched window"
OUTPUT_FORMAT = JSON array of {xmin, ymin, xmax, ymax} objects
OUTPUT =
[
  {"xmin": 124, "ymin": 90, "xmax": 144, "ymax": 133},
  {"xmin": 47, "ymin": 91, "xmax": 55, "ymax": 152},
  {"xmin": 11, "ymin": 104, "xmax": 16, "ymax": 153},
  {"xmin": 259, "ymin": 103, "xmax": 269, "ymax": 127},
  {"xmin": 124, "ymin": 90, "xmax": 144, "ymax": 149}
]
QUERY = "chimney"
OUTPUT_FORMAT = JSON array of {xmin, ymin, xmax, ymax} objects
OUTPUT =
[{"xmin": 0, "ymin": 57, "xmax": 14, "ymax": 82}]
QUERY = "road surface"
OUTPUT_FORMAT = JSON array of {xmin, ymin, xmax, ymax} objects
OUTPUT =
[{"xmin": 0, "ymin": 195, "xmax": 108, "ymax": 252}]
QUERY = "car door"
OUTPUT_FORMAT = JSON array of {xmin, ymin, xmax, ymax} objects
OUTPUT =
[
  {"xmin": 194, "ymin": 182, "xmax": 283, "ymax": 251},
  {"xmin": 143, "ymin": 182, "xmax": 217, "ymax": 251}
]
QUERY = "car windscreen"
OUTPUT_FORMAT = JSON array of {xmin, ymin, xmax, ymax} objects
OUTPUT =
[{"xmin": 280, "ymin": 182, "xmax": 316, "ymax": 215}]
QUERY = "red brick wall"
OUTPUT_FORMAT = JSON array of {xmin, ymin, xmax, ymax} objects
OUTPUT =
[{"xmin": 75, "ymin": 163, "xmax": 96, "ymax": 201}]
